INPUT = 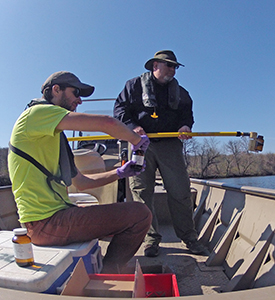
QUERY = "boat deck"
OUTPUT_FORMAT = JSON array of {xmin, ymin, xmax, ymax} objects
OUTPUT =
[{"xmin": 99, "ymin": 224, "xmax": 229, "ymax": 297}]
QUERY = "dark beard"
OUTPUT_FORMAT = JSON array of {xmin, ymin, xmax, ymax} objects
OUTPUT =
[{"xmin": 59, "ymin": 94, "xmax": 74, "ymax": 111}]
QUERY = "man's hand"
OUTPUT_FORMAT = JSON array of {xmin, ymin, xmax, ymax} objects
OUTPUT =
[
  {"xmin": 178, "ymin": 125, "xmax": 192, "ymax": 140},
  {"xmin": 133, "ymin": 126, "xmax": 146, "ymax": 135},
  {"xmin": 131, "ymin": 127, "xmax": 150, "ymax": 152},
  {"xmin": 131, "ymin": 135, "xmax": 150, "ymax": 152},
  {"xmin": 116, "ymin": 160, "xmax": 145, "ymax": 179}
]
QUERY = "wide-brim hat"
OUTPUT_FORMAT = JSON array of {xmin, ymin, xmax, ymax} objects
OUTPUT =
[
  {"xmin": 145, "ymin": 50, "xmax": 184, "ymax": 71},
  {"xmin": 41, "ymin": 71, "xmax": 95, "ymax": 97}
]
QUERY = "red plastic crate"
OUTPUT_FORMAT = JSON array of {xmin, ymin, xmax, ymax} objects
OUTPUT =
[{"xmin": 88, "ymin": 273, "xmax": 179, "ymax": 297}]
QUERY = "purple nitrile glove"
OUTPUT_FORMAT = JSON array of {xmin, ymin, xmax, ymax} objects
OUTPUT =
[
  {"xmin": 116, "ymin": 160, "xmax": 146, "ymax": 179},
  {"xmin": 131, "ymin": 135, "xmax": 150, "ymax": 152}
]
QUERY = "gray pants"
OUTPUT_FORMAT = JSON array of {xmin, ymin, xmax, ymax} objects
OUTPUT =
[{"xmin": 129, "ymin": 138, "xmax": 197, "ymax": 246}]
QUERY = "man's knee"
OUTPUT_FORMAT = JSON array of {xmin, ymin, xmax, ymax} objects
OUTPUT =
[{"xmin": 129, "ymin": 202, "xmax": 152, "ymax": 227}]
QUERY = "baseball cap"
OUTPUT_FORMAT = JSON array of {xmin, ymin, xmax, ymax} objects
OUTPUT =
[{"xmin": 41, "ymin": 71, "xmax": 95, "ymax": 97}]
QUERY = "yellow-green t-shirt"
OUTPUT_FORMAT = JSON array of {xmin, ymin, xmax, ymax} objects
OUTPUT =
[{"xmin": 8, "ymin": 104, "xmax": 71, "ymax": 223}]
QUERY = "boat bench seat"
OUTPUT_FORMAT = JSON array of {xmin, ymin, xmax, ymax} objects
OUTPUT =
[{"xmin": 68, "ymin": 149, "xmax": 118, "ymax": 204}]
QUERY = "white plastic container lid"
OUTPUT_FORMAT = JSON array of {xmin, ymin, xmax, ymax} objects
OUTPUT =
[{"xmin": 13, "ymin": 228, "xmax": 27, "ymax": 235}]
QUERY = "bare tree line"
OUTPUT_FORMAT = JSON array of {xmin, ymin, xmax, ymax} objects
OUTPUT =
[
  {"xmin": 0, "ymin": 148, "xmax": 11, "ymax": 185},
  {"xmin": 183, "ymin": 137, "xmax": 275, "ymax": 179}
]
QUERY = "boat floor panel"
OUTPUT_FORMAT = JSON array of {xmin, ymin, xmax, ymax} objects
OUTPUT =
[{"xmin": 99, "ymin": 224, "xmax": 229, "ymax": 297}]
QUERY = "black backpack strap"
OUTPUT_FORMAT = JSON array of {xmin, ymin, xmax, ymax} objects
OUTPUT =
[
  {"xmin": 9, "ymin": 143, "xmax": 55, "ymax": 179},
  {"xmin": 9, "ymin": 143, "xmax": 74, "ymax": 207}
]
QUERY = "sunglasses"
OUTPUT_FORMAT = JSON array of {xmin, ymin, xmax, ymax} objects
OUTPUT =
[
  {"xmin": 164, "ymin": 62, "xmax": 179, "ymax": 69},
  {"xmin": 72, "ymin": 88, "xmax": 81, "ymax": 98},
  {"xmin": 58, "ymin": 85, "xmax": 81, "ymax": 98}
]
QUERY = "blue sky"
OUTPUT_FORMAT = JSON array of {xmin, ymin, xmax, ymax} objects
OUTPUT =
[{"xmin": 0, "ymin": 0, "xmax": 274, "ymax": 153}]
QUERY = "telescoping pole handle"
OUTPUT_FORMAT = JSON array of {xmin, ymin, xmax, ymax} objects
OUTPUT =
[
  {"xmin": 67, "ymin": 131, "xmax": 264, "ymax": 152},
  {"xmin": 67, "ymin": 131, "xmax": 256, "ymax": 142}
]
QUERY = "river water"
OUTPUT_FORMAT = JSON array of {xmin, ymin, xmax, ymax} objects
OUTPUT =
[{"xmin": 211, "ymin": 175, "xmax": 275, "ymax": 190}]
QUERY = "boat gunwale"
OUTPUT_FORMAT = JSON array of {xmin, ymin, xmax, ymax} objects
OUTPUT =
[{"xmin": 190, "ymin": 178, "xmax": 275, "ymax": 200}]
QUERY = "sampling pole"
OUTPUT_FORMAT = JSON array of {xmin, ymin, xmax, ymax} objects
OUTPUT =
[{"xmin": 68, "ymin": 131, "xmax": 264, "ymax": 152}]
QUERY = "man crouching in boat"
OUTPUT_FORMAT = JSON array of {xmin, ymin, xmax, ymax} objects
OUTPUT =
[{"xmin": 8, "ymin": 71, "xmax": 152, "ymax": 274}]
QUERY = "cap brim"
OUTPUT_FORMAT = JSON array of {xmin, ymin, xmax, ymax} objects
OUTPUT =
[{"xmin": 72, "ymin": 82, "xmax": 95, "ymax": 97}]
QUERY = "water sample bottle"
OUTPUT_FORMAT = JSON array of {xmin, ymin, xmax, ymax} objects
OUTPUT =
[
  {"xmin": 255, "ymin": 135, "xmax": 264, "ymax": 152},
  {"xmin": 12, "ymin": 228, "xmax": 34, "ymax": 267},
  {"xmin": 131, "ymin": 149, "xmax": 144, "ymax": 171}
]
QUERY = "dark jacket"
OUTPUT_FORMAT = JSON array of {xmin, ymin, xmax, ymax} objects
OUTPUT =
[{"xmin": 114, "ymin": 74, "xmax": 194, "ymax": 134}]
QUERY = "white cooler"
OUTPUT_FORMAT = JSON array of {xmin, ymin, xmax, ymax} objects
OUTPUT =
[{"xmin": 0, "ymin": 230, "xmax": 102, "ymax": 294}]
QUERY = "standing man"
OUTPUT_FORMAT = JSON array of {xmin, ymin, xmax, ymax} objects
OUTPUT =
[
  {"xmin": 114, "ymin": 50, "xmax": 206, "ymax": 257},
  {"xmin": 8, "ymin": 71, "xmax": 152, "ymax": 273}
]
